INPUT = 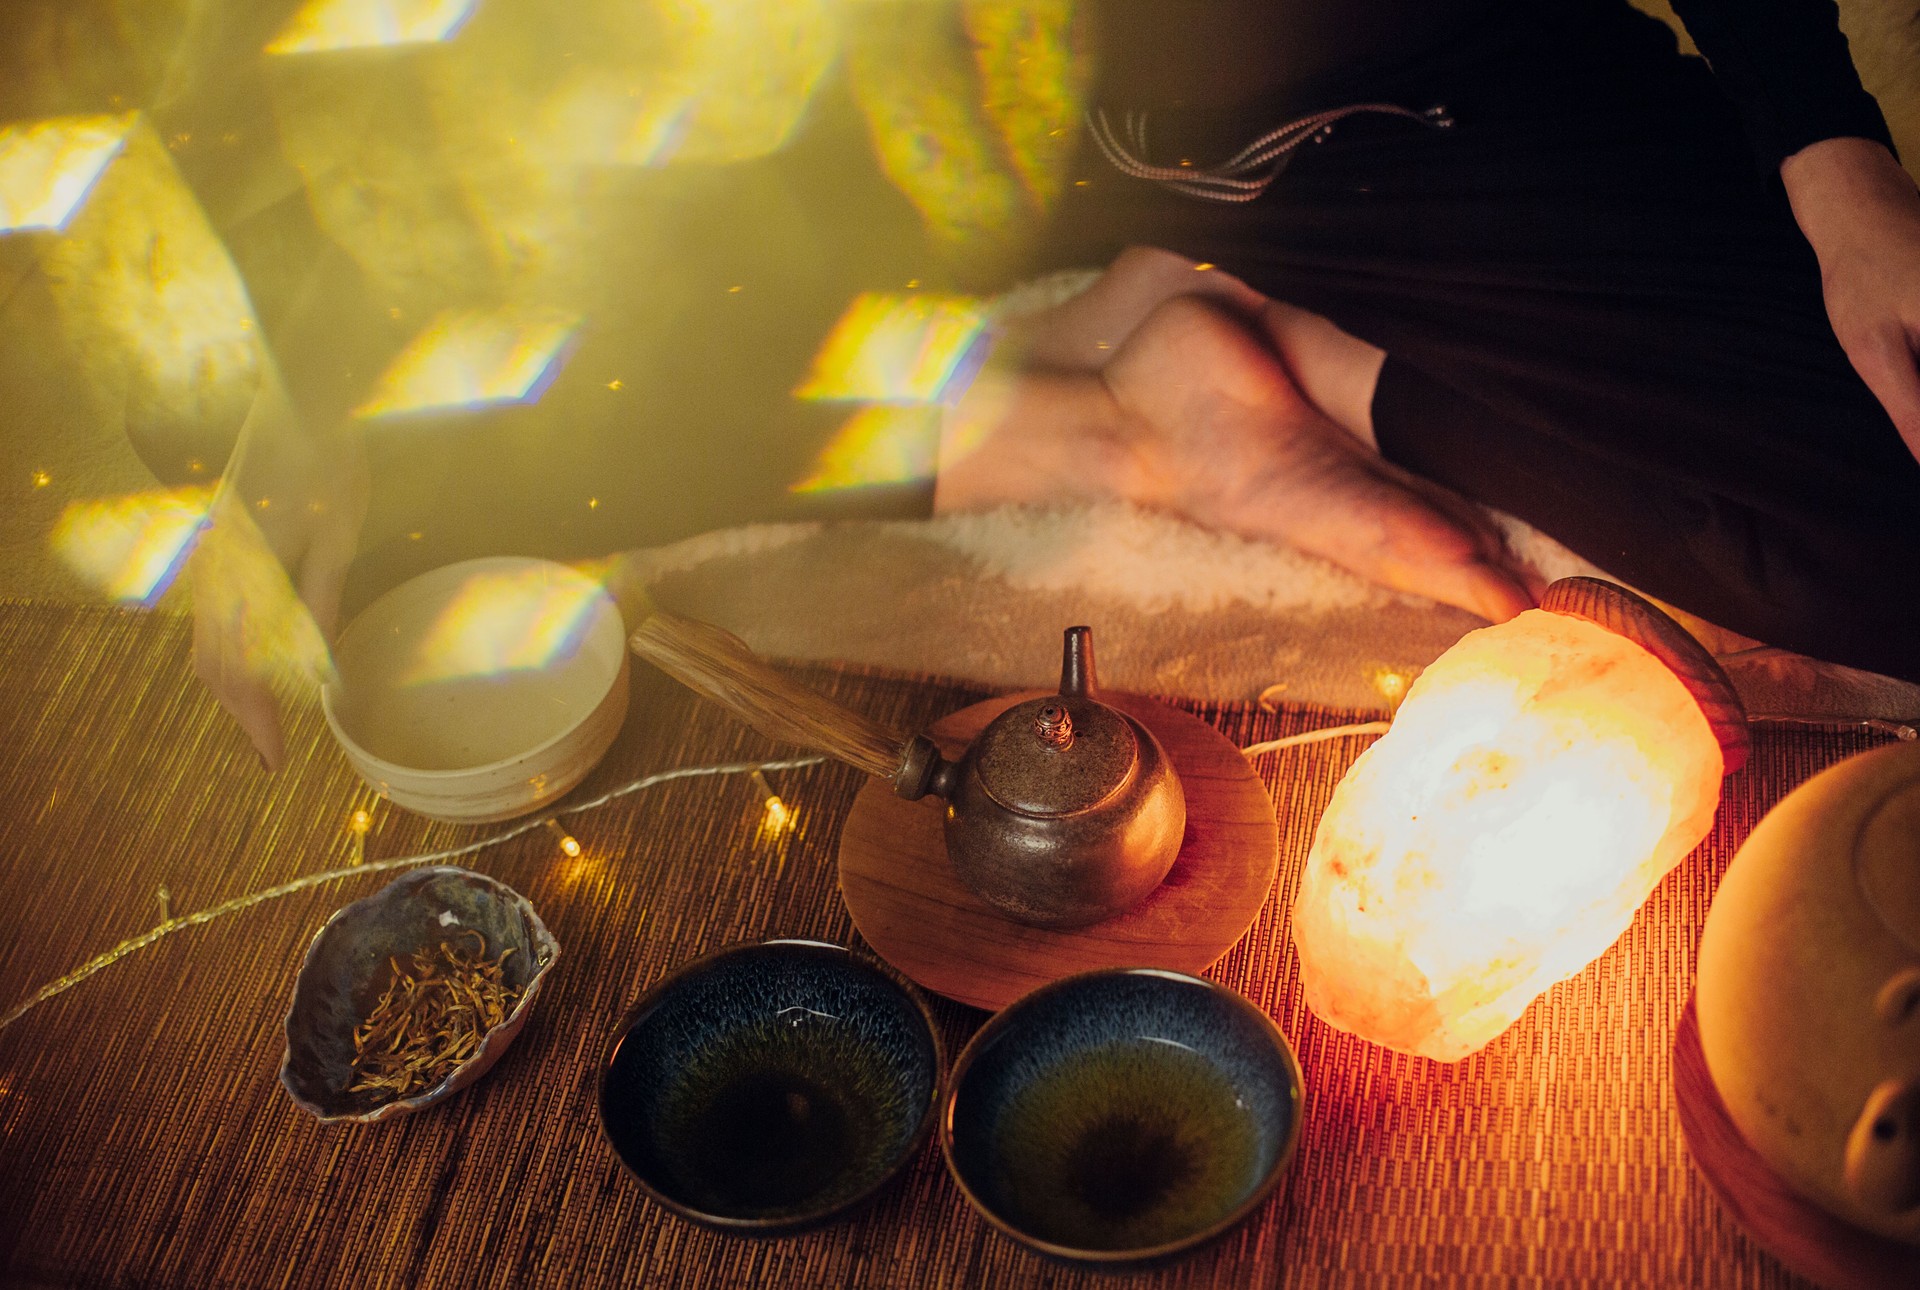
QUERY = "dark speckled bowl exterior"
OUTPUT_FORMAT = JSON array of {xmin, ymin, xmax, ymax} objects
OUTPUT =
[
  {"xmin": 942, "ymin": 968, "xmax": 1304, "ymax": 1265},
  {"xmin": 598, "ymin": 939, "xmax": 943, "ymax": 1236},
  {"xmin": 280, "ymin": 866, "xmax": 560, "ymax": 1124}
]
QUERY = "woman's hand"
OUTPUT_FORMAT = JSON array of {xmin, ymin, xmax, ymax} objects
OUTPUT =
[
  {"xmin": 1781, "ymin": 136, "xmax": 1920, "ymax": 465},
  {"xmin": 188, "ymin": 374, "xmax": 367, "ymax": 770}
]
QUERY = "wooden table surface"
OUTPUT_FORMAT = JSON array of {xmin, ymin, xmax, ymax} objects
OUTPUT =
[{"xmin": 0, "ymin": 601, "xmax": 1878, "ymax": 1288}]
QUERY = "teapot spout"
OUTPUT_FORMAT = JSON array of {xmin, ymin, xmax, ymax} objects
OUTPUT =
[{"xmin": 1059, "ymin": 626, "xmax": 1098, "ymax": 699}]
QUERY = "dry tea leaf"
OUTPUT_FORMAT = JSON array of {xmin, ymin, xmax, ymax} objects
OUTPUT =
[{"xmin": 347, "ymin": 930, "xmax": 524, "ymax": 1103}]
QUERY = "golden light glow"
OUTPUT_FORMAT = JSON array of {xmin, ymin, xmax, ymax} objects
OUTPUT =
[
  {"xmin": 847, "ymin": 16, "xmax": 1028, "ymax": 248},
  {"xmin": 1292, "ymin": 610, "xmax": 1725, "ymax": 1061},
  {"xmin": 967, "ymin": 0, "xmax": 1089, "ymax": 211},
  {"xmin": 544, "ymin": 818, "xmax": 583, "ymax": 858},
  {"xmin": 266, "ymin": 0, "xmax": 479, "ymax": 54},
  {"xmin": 51, "ymin": 486, "xmax": 214, "ymax": 604},
  {"xmin": 397, "ymin": 565, "xmax": 604, "ymax": 684},
  {"xmin": 1366, "ymin": 664, "xmax": 1419, "ymax": 714},
  {"xmin": 615, "ymin": 0, "xmax": 841, "ymax": 167},
  {"xmin": 757, "ymin": 795, "xmax": 798, "ymax": 844},
  {"xmin": 354, "ymin": 306, "xmax": 580, "ymax": 418},
  {"xmin": 0, "ymin": 114, "xmax": 134, "ymax": 234},
  {"xmin": 751, "ymin": 768, "xmax": 798, "ymax": 843},
  {"xmin": 847, "ymin": 0, "xmax": 1087, "ymax": 246},
  {"xmin": 795, "ymin": 292, "xmax": 989, "ymax": 404},
  {"xmin": 349, "ymin": 809, "xmax": 373, "ymax": 835},
  {"xmin": 791, "ymin": 406, "xmax": 941, "ymax": 494},
  {"xmin": 29, "ymin": 118, "xmax": 262, "ymax": 484}
]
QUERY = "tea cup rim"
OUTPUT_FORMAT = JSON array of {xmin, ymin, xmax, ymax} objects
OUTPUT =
[
  {"xmin": 595, "ymin": 937, "xmax": 946, "ymax": 1236},
  {"xmin": 939, "ymin": 966, "xmax": 1306, "ymax": 1265}
]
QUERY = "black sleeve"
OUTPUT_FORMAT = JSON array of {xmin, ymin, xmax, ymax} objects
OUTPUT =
[{"xmin": 1667, "ymin": 0, "xmax": 1894, "ymax": 169}]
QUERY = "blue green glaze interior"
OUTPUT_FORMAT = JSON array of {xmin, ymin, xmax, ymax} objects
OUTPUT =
[
  {"xmin": 949, "ymin": 971, "xmax": 1297, "ymax": 1254},
  {"xmin": 601, "ymin": 943, "xmax": 938, "ymax": 1224}
]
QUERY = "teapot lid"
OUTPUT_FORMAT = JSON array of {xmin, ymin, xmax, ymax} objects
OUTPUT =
[{"xmin": 972, "ymin": 694, "xmax": 1139, "ymax": 818}]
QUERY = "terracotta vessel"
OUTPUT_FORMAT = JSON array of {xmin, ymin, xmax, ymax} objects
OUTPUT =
[
  {"xmin": 628, "ymin": 615, "xmax": 1186, "ymax": 929},
  {"xmin": 1696, "ymin": 739, "xmax": 1920, "ymax": 1241}
]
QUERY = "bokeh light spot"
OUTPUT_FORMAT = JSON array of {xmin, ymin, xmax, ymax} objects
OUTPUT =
[
  {"xmin": 354, "ymin": 306, "xmax": 581, "ymax": 419},
  {"xmin": 51, "ymin": 486, "xmax": 214, "ymax": 604},
  {"xmin": 399, "ymin": 566, "xmax": 605, "ymax": 685},
  {"xmin": 794, "ymin": 292, "xmax": 989, "ymax": 404},
  {"xmin": 0, "ymin": 114, "xmax": 135, "ymax": 234},
  {"xmin": 266, "ymin": 0, "xmax": 480, "ymax": 54},
  {"xmin": 791, "ymin": 406, "xmax": 941, "ymax": 494}
]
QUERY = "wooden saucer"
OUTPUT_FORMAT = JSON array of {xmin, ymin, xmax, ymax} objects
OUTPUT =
[
  {"xmin": 1674, "ymin": 995, "xmax": 1920, "ymax": 1289},
  {"xmin": 837, "ymin": 691, "xmax": 1279, "ymax": 1012}
]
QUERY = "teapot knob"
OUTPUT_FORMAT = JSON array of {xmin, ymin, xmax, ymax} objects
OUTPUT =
[{"xmin": 1033, "ymin": 704, "xmax": 1075, "ymax": 749}]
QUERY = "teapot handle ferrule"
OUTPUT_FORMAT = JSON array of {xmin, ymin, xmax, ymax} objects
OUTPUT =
[{"xmin": 891, "ymin": 734, "xmax": 958, "ymax": 802}]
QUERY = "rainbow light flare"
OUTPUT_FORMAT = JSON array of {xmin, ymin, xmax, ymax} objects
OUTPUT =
[
  {"xmin": 52, "ymin": 487, "xmax": 215, "ymax": 604},
  {"xmin": 266, "ymin": 0, "xmax": 480, "ymax": 54},
  {"xmin": 399, "ymin": 566, "xmax": 604, "ymax": 685},
  {"xmin": 0, "ymin": 114, "xmax": 136, "ymax": 234},
  {"xmin": 794, "ymin": 293, "xmax": 989, "ymax": 404},
  {"xmin": 791, "ymin": 406, "xmax": 940, "ymax": 494},
  {"xmin": 354, "ymin": 306, "xmax": 580, "ymax": 419}
]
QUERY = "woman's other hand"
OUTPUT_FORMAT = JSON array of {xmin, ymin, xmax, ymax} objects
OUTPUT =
[{"xmin": 1782, "ymin": 136, "xmax": 1920, "ymax": 466}]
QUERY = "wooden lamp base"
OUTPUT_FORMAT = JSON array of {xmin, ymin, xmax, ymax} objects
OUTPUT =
[
  {"xmin": 1674, "ymin": 996, "xmax": 1920, "ymax": 1289},
  {"xmin": 837, "ymin": 691, "xmax": 1280, "ymax": 1013}
]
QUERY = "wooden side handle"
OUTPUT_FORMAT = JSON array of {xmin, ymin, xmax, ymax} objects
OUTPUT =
[{"xmin": 629, "ymin": 612, "xmax": 908, "ymax": 780}]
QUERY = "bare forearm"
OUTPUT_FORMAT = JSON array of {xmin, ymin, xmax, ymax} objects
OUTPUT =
[
  {"xmin": 1777, "ymin": 136, "xmax": 1920, "ymax": 461},
  {"xmin": 1781, "ymin": 136, "xmax": 1920, "ymax": 263}
]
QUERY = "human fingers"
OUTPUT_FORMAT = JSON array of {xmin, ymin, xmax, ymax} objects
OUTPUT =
[
  {"xmin": 1381, "ymin": 462, "xmax": 1544, "ymax": 602},
  {"xmin": 191, "ymin": 571, "xmax": 286, "ymax": 771},
  {"xmin": 1383, "ymin": 555, "xmax": 1536, "ymax": 625}
]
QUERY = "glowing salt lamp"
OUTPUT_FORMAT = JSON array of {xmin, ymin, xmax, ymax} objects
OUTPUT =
[{"xmin": 1292, "ymin": 578, "xmax": 1746, "ymax": 1062}]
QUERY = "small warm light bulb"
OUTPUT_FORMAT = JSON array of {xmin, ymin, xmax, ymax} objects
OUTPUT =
[
  {"xmin": 544, "ymin": 818, "xmax": 582, "ymax": 858},
  {"xmin": 346, "ymin": 807, "xmax": 373, "ymax": 865},
  {"xmin": 751, "ymin": 769, "xmax": 797, "ymax": 841},
  {"xmin": 763, "ymin": 796, "xmax": 792, "ymax": 833},
  {"xmin": 1366, "ymin": 664, "xmax": 1420, "ymax": 714}
]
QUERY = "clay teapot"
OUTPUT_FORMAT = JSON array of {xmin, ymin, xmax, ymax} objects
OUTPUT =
[
  {"xmin": 628, "ymin": 614, "xmax": 1186, "ymax": 929},
  {"xmin": 1696, "ymin": 739, "xmax": 1920, "ymax": 1242}
]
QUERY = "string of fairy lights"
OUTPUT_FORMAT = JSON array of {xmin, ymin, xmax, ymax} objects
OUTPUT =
[
  {"xmin": 0, "ymin": 719, "xmax": 1395, "ymax": 1033},
  {"xmin": 3, "ymin": 698, "xmax": 1907, "ymax": 1033},
  {"xmin": 0, "ymin": 755, "xmax": 825, "ymax": 1031}
]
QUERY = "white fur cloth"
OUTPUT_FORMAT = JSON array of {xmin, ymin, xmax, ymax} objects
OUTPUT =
[{"xmin": 626, "ymin": 502, "xmax": 1920, "ymax": 724}]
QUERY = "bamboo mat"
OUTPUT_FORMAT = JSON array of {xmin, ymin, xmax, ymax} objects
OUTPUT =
[{"xmin": 0, "ymin": 602, "xmax": 1891, "ymax": 1289}]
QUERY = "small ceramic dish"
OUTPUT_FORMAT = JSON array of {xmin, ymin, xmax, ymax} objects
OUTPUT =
[
  {"xmin": 942, "ymin": 967, "xmax": 1304, "ymax": 1265},
  {"xmin": 280, "ymin": 867, "xmax": 559, "ymax": 1124},
  {"xmin": 598, "ymin": 939, "xmax": 943, "ymax": 1235},
  {"xmin": 322, "ymin": 555, "xmax": 629, "ymax": 823}
]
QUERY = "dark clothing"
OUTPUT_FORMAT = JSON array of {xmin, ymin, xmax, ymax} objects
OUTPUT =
[
  {"xmin": 1667, "ymin": 0, "xmax": 1894, "ymax": 166},
  {"xmin": 1090, "ymin": 0, "xmax": 1894, "ymax": 168},
  {"xmin": 1039, "ymin": 0, "xmax": 1920, "ymax": 680}
]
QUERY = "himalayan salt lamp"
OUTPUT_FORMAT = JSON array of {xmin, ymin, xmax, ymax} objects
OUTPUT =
[{"xmin": 1292, "ymin": 578, "xmax": 1744, "ymax": 1062}]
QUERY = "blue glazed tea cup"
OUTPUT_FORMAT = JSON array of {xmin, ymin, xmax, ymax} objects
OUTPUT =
[
  {"xmin": 942, "ymin": 967, "xmax": 1304, "ymax": 1264},
  {"xmin": 598, "ymin": 939, "xmax": 942, "ymax": 1235}
]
